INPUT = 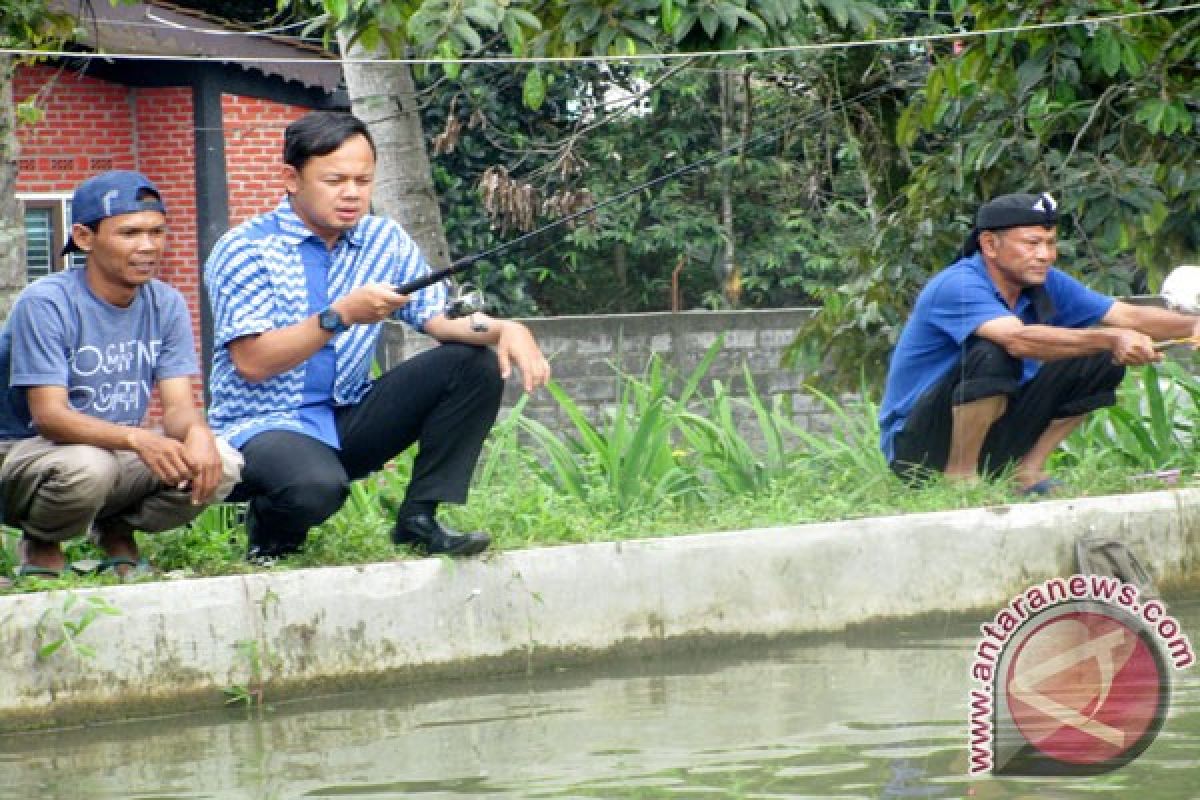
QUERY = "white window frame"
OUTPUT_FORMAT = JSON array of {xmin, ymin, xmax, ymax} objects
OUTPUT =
[{"xmin": 17, "ymin": 192, "xmax": 85, "ymax": 280}]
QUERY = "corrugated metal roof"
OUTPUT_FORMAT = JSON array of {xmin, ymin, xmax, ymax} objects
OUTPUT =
[{"xmin": 56, "ymin": 0, "xmax": 343, "ymax": 93}]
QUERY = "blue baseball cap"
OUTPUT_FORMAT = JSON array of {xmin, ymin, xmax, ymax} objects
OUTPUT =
[{"xmin": 62, "ymin": 170, "xmax": 167, "ymax": 255}]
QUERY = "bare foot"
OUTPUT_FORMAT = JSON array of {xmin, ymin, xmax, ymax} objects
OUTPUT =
[
  {"xmin": 93, "ymin": 524, "xmax": 142, "ymax": 579},
  {"xmin": 1014, "ymin": 468, "xmax": 1048, "ymax": 490},
  {"xmin": 943, "ymin": 468, "xmax": 982, "ymax": 487},
  {"xmin": 19, "ymin": 536, "xmax": 67, "ymax": 576}
]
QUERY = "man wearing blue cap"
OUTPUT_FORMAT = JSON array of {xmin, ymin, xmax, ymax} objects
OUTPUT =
[
  {"xmin": 880, "ymin": 192, "xmax": 1200, "ymax": 495},
  {"xmin": 0, "ymin": 171, "xmax": 242, "ymax": 579}
]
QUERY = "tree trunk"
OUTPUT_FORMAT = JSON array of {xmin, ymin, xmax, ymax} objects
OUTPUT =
[
  {"xmin": 337, "ymin": 35, "xmax": 451, "ymax": 269},
  {"xmin": 717, "ymin": 70, "xmax": 740, "ymax": 307},
  {"xmin": 0, "ymin": 56, "xmax": 27, "ymax": 316}
]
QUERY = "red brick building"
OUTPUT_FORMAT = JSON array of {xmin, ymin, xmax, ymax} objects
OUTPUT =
[{"xmin": 15, "ymin": 1, "xmax": 344, "ymax": 389}]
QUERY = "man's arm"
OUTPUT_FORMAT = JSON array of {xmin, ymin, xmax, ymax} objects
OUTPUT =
[
  {"xmin": 26, "ymin": 385, "xmax": 195, "ymax": 490},
  {"xmin": 158, "ymin": 377, "xmax": 225, "ymax": 503},
  {"xmin": 1101, "ymin": 300, "xmax": 1200, "ymax": 342},
  {"xmin": 976, "ymin": 315, "xmax": 1166, "ymax": 365},
  {"xmin": 227, "ymin": 283, "xmax": 409, "ymax": 383},
  {"xmin": 423, "ymin": 313, "xmax": 551, "ymax": 392}
]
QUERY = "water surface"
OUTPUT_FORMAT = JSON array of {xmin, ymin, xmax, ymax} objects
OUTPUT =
[{"xmin": 2, "ymin": 600, "xmax": 1197, "ymax": 799}]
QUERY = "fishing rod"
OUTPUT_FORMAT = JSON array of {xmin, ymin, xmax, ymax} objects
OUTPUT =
[{"xmin": 395, "ymin": 80, "xmax": 903, "ymax": 313}]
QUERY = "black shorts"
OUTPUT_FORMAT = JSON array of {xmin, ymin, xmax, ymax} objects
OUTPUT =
[{"xmin": 891, "ymin": 337, "xmax": 1124, "ymax": 482}]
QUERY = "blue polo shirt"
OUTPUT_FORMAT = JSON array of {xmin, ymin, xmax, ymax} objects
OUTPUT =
[
  {"xmin": 204, "ymin": 198, "xmax": 448, "ymax": 449},
  {"xmin": 878, "ymin": 253, "xmax": 1114, "ymax": 462},
  {"xmin": 295, "ymin": 236, "xmax": 339, "ymax": 450}
]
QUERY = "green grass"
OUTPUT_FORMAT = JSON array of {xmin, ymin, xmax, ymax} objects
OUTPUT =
[{"xmin": 2, "ymin": 355, "xmax": 1196, "ymax": 593}]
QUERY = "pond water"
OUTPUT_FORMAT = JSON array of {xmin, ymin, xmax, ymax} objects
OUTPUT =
[{"xmin": 2, "ymin": 599, "xmax": 1197, "ymax": 799}]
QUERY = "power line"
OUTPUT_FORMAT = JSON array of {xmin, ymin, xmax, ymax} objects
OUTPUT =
[
  {"xmin": 2, "ymin": 4, "xmax": 1197, "ymax": 65},
  {"xmin": 399, "ymin": 80, "xmax": 904, "ymax": 290}
]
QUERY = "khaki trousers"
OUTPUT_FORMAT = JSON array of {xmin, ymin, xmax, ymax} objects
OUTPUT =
[{"xmin": 0, "ymin": 436, "xmax": 243, "ymax": 543}]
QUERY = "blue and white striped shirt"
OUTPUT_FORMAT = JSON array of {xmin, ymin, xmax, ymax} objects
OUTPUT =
[{"xmin": 204, "ymin": 198, "xmax": 447, "ymax": 447}]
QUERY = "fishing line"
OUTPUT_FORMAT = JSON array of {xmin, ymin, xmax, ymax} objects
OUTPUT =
[{"xmin": 396, "ymin": 80, "xmax": 902, "ymax": 294}]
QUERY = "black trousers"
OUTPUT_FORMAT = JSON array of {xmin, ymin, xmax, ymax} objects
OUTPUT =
[
  {"xmin": 228, "ymin": 343, "xmax": 504, "ymax": 555},
  {"xmin": 892, "ymin": 337, "xmax": 1124, "ymax": 482}
]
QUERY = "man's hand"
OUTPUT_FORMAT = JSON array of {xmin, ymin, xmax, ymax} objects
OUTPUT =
[
  {"xmin": 181, "ymin": 426, "xmax": 225, "ymax": 504},
  {"xmin": 332, "ymin": 283, "xmax": 411, "ymax": 325},
  {"xmin": 1111, "ymin": 329, "xmax": 1161, "ymax": 365},
  {"xmin": 126, "ymin": 428, "xmax": 195, "ymax": 490},
  {"xmin": 496, "ymin": 321, "xmax": 551, "ymax": 392}
]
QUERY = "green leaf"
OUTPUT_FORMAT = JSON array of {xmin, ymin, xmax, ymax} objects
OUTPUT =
[
  {"xmin": 507, "ymin": 8, "xmax": 543, "ymax": 31},
  {"xmin": 1099, "ymin": 31, "xmax": 1121, "ymax": 77},
  {"xmin": 595, "ymin": 23, "xmax": 617, "ymax": 54},
  {"xmin": 356, "ymin": 23, "xmax": 380, "ymax": 53},
  {"xmin": 579, "ymin": 6, "xmax": 602, "ymax": 32},
  {"xmin": 522, "ymin": 67, "xmax": 546, "ymax": 110},
  {"xmin": 819, "ymin": 0, "xmax": 850, "ymax": 29},
  {"xmin": 463, "ymin": 6, "xmax": 499, "ymax": 30},
  {"xmin": 732, "ymin": 7, "xmax": 766, "ymax": 34},
  {"xmin": 325, "ymin": 0, "xmax": 348, "ymax": 21},
  {"xmin": 715, "ymin": 3, "xmax": 740, "ymax": 32},
  {"xmin": 616, "ymin": 17, "xmax": 652, "ymax": 41},
  {"xmin": 672, "ymin": 10, "xmax": 697, "ymax": 42},
  {"xmin": 1120, "ymin": 41, "xmax": 1144, "ymax": 77},
  {"xmin": 1015, "ymin": 55, "xmax": 1046, "ymax": 98},
  {"xmin": 1134, "ymin": 98, "xmax": 1166, "ymax": 134},
  {"xmin": 661, "ymin": 0, "xmax": 678, "ymax": 32},
  {"xmin": 37, "ymin": 640, "xmax": 65, "ymax": 660},
  {"xmin": 452, "ymin": 21, "xmax": 484, "ymax": 52},
  {"xmin": 698, "ymin": 9, "xmax": 719, "ymax": 38},
  {"xmin": 16, "ymin": 100, "xmax": 45, "ymax": 126},
  {"xmin": 438, "ymin": 40, "xmax": 462, "ymax": 79},
  {"xmin": 1142, "ymin": 201, "xmax": 1169, "ymax": 236}
]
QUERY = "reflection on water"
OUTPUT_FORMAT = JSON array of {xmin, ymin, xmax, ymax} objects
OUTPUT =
[{"xmin": 1, "ymin": 602, "xmax": 1197, "ymax": 799}]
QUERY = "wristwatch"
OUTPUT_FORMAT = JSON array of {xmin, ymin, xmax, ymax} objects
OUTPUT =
[{"xmin": 317, "ymin": 307, "xmax": 348, "ymax": 334}]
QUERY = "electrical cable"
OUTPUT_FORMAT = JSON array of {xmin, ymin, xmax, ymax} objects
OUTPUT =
[
  {"xmin": 3, "ymin": 4, "xmax": 1197, "ymax": 65},
  {"xmin": 396, "ymin": 80, "xmax": 901, "ymax": 293}
]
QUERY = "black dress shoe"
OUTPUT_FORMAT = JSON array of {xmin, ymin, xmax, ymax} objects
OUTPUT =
[
  {"xmin": 392, "ymin": 514, "xmax": 490, "ymax": 557},
  {"xmin": 245, "ymin": 543, "xmax": 300, "ymax": 567}
]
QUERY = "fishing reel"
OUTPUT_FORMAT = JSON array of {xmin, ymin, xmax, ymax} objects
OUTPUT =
[{"xmin": 445, "ymin": 282, "xmax": 490, "ymax": 332}]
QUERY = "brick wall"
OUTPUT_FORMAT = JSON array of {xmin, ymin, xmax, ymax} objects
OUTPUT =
[
  {"xmin": 14, "ymin": 65, "xmax": 137, "ymax": 192},
  {"xmin": 221, "ymin": 94, "xmax": 308, "ymax": 224},
  {"xmin": 133, "ymin": 87, "xmax": 205, "ymax": 407}
]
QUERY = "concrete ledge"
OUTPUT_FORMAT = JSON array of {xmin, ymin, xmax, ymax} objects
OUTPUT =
[{"xmin": 2, "ymin": 488, "xmax": 1199, "ymax": 731}]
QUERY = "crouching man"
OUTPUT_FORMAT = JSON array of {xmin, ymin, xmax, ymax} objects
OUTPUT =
[{"xmin": 0, "ymin": 171, "xmax": 242, "ymax": 579}]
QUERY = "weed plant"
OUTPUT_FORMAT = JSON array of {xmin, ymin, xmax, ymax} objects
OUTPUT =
[{"xmin": 1, "ymin": 353, "xmax": 1197, "ymax": 592}]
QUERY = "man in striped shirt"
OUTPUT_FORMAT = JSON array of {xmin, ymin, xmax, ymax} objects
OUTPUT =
[{"xmin": 205, "ymin": 112, "xmax": 550, "ymax": 561}]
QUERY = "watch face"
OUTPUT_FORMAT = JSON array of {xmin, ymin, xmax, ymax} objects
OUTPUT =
[{"xmin": 320, "ymin": 310, "xmax": 344, "ymax": 333}]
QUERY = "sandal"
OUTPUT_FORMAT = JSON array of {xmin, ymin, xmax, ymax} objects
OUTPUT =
[
  {"xmin": 97, "ymin": 556, "xmax": 155, "ymax": 582},
  {"xmin": 1017, "ymin": 477, "xmax": 1065, "ymax": 497}
]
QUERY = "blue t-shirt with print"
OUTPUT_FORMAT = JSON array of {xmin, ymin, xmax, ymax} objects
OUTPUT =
[
  {"xmin": 0, "ymin": 268, "xmax": 198, "ymax": 439},
  {"xmin": 878, "ymin": 253, "xmax": 1114, "ymax": 463}
]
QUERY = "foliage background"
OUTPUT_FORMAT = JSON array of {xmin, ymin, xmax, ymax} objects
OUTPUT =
[
  {"xmin": 8, "ymin": 0, "xmax": 1199, "ymax": 388},
  {"xmin": 399, "ymin": 1, "xmax": 1200, "ymax": 387}
]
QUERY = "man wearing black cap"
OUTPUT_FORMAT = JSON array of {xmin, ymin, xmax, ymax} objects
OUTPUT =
[
  {"xmin": 879, "ymin": 191, "xmax": 1200, "ymax": 494},
  {"xmin": 0, "ymin": 171, "xmax": 242, "ymax": 579}
]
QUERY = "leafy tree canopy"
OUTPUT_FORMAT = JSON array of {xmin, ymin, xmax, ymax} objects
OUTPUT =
[{"xmin": 795, "ymin": 0, "xmax": 1200, "ymax": 388}]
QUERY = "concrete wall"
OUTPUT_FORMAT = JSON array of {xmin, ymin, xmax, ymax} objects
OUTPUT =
[
  {"xmin": 380, "ymin": 308, "xmax": 835, "ymax": 436},
  {"xmin": 1, "ymin": 489, "xmax": 1198, "ymax": 731}
]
